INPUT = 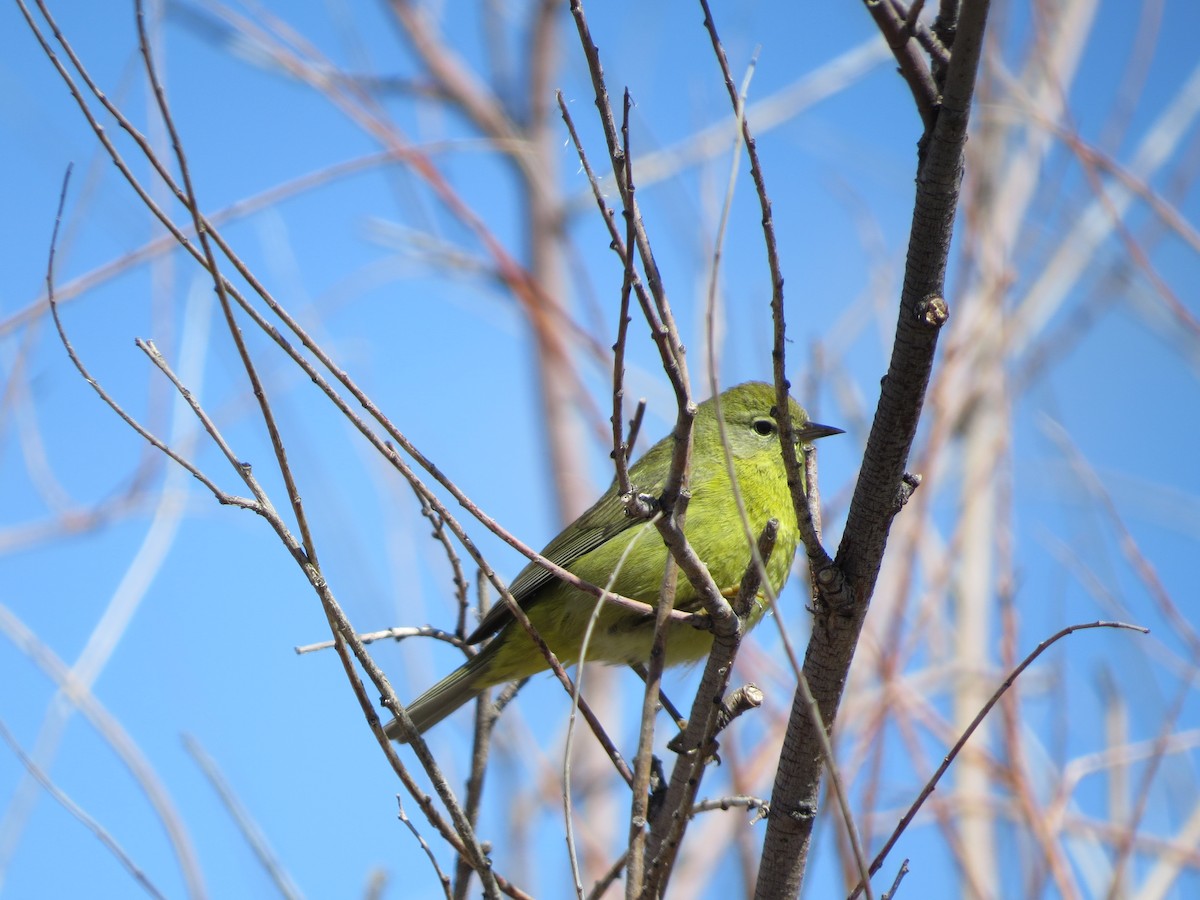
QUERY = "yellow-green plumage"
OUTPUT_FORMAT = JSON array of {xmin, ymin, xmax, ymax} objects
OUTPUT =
[{"xmin": 385, "ymin": 382, "xmax": 840, "ymax": 740}]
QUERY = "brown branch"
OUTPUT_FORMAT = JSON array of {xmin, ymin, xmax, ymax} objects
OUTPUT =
[
  {"xmin": 861, "ymin": 0, "xmax": 939, "ymax": 131},
  {"xmin": 755, "ymin": 1, "xmax": 994, "ymax": 895},
  {"xmin": 641, "ymin": 522, "xmax": 778, "ymax": 897},
  {"xmin": 22, "ymin": 1, "xmax": 617, "ymax": 624},
  {"xmin": 695, "ymin": 0, "xmax": 837, "ymax": 578},
  {"xmin": 134, "ymin": 15, "xmax": 507, "ymax": 888},
  {"xmin": 29, "ymin": 22, "xmax": 505, "ymax": 889}
]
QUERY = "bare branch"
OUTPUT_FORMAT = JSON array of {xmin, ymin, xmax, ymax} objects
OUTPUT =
[
  {"xmin": 0, "ymin": 720, "xmax": 167, "ymax": 900},
  {"xmin": 183, "ymin": 735, "xmax": 303, "ymax": 900},
  {"xmin": 849, "ymin": 621, "xmax": 1148, "ymax": 899}
]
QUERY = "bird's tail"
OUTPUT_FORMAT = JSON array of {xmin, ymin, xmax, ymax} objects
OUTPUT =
[{"xmin": 384, "ymin": 641, "xmax": 499, "ymax": 742}]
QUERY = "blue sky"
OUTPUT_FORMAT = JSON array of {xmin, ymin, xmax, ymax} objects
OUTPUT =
[{"xmin": 2, "ymin": 1, "xmax": 1199, "ymax": 898}]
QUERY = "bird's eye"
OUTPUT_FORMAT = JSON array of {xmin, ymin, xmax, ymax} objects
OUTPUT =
[{"xmin": 752, "ymin": 418, "xmax": 777, "ymax": 437}]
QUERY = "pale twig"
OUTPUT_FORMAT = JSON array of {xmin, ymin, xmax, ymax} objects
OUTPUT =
[
  {"xmin": 697, "ymin": 0, "xmax": 835, "ymax": 575},
  {"xmin": 703, "ymin": 47, "xmax": 770, "ymax": 611},
  {"xmin": 565, "ymin": 513, "xmax": 662, "ymax": 899},
  {"xmin": 880, "ymin": 859, "xmax": 910, "ymax": 900},
  {"xmin": 0, "ymin": 603, "xmax": 203, "ymax": 898},
  {"xmin": 0, "ymin": 720, "xmax": 167, "ymax": 900},
  {"xmin": 690, "ymin": 795, "xmax": 769, "ymax": 818},
  {"xmin": 33, "ymin": 48, "xmax": 498, "ymax": 890},
  {"xmin": 295, "ymin": 625, "xmax": 470, "ymax": 655},
  {"xmin": 182, "ymin": 735, "xmax": 303, "ymax": 900},
  {"xmin": 24, "ymin": 0, "xmax": 633, "ymax": 634},
  {"xmin": 848, "ymin": 621, "xmax": 1149, "ymax": 899},
  {"xmin": 397, "ymin": 798, "xmax": 453, "ymax": 900},
  {"xmin": 642, "ymin": 522, "xmax": 778, "ymax": 896},
  {"xmin": 1105, "ymin": 679, "xmax": 1192, "ymax": 900}
]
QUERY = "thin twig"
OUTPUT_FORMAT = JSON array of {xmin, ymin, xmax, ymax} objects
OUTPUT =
[
  {"xmin": 416, "ymin": 490, "xmax": 473, "ymax": 640},
  {"xmin": 625, "ymin": 400, "xmax": 646, "ymax": 455},
  {"xmin": 566, "ymin": 0, "xmax": 688, "ymax": 402},
  {"xmin": 881, "ymin": 859, "xmax": 910, "ymax": 900},
  {"xmin": 398, "ymin": 797, "xmax": 454, "ymax": 900},
  {"xmin": 690, "ymin": 795, "xmax": 769, "ymax": 818},
  {"xmin": 183, "ymin": 734, "xmax": 303, "ymax": 900},
  {"xmin": 610, "ymin": 89, "xmax": 637, "ymax": 503},
  {"xmin": 33, "ymin": 27, "xmax": 502, "ymax": 888},
  {"xmin": 0, "ymin": 720, "xmax": 167, "ymax": 900},
  {"xmin": 565, "ymin": 513, "xmax": 662, "ymax": 899},
  {"xmin": 848, "ymin": 621, "xmax": 1148, "ymax": 899},
  {"xmin": 43, "ymin": 171, "xmax": 258, "ymax": 516},
  {"xmin": 0, "ymin": 603, "xmax": 203, "ymax": 899},
  {"xmin": 556, "ymin": 93, "xmax": 660, "ymax": 345},
  {"xmin": 134, "ymin": 0, "xmax": 310, "ymax": 556},
  {"xmin": 295, "ymin": 625, "xmax": 470, "ymax": 655},
  {"xmin": 860, "ymin": 0, "xmax": 939, "ymax": 130},
  {"xmin": 586, "ymin": 849, "xmax": 629, "ymax": 900},
  {"xmin": 642, "ymin": 522, "xmax": 778, "ymax": 896},
  {"xmin": 630, "ymin": 664, "xmax": 688, "ymax": 733},
  {"xmin": 793, "ymin": 666, "xmax": 875, "ymax": 900}
]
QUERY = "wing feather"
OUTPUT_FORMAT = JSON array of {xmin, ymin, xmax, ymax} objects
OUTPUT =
[{"xmin": 465, "ymin": 439, "xmax": 673, "ymax": 644}]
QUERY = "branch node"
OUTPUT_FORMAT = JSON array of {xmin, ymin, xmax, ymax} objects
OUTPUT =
[
  {"xmin": 785, "ymin": 801, "xmax": 817, "ymax": 823},
  {"xmin": 914, "ymin": 293, "xmax": 949, "ymax": 328},
  {"xmin": 815, "ymin": 563, "xmax": 841, "ymax": 590},
  {"xmin": 646, "ymin": 755, "xmax": 668, "ymax": 823},
  {"xmin": 894, "ymin": 472, "xmax": 923, "ymax": 513},
  {"xmin": 715, "ymin": 683, "xmax": 763, "ymax": 734},
  {"xmin": 621, "ymin": 491, "xmax": 660, "ymax": 519}
]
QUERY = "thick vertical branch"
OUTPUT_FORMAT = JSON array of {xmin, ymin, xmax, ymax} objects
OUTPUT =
[{"xmin": 754, "ymin": 1, "xmax": 992, "ymax": 896}]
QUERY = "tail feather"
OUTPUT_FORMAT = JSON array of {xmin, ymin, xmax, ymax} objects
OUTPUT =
[{"xmin": 385, "ymin": 643, "xmax": 496, "ymax": 742}]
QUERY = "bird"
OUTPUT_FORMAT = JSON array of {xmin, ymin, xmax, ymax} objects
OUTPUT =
[{"xmin": 385, "ymin": 381, "xmax": 841, "ymax": 740}]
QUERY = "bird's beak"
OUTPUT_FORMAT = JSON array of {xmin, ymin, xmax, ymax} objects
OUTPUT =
[{"xmin": 795, "ymin": 421, "xmax": 844, "ymax": 443}]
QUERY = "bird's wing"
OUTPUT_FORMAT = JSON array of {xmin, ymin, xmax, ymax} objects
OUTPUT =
[{"xmin": 465, "ymin": 483, "xmax": 648, "ymax": 643}]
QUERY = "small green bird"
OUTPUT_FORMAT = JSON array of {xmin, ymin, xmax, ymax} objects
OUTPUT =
[{"xmin": 385, "ymin": 381, "xmax": 841, "ymax": 740}]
